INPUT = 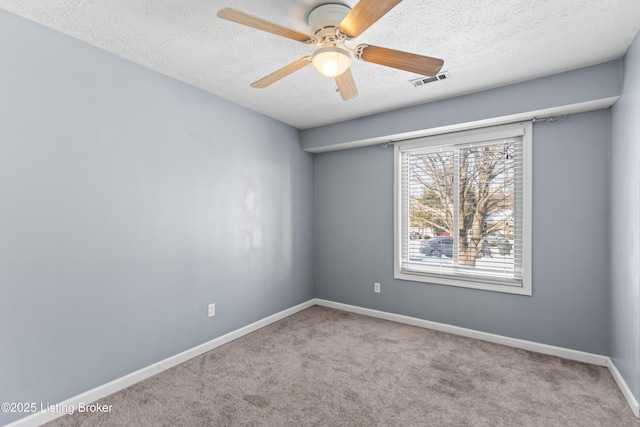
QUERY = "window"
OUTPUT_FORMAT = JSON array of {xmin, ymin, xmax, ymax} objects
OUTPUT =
[{"xmin": 394, "ymin": 122, "xmax": 532, "ymax": 295}]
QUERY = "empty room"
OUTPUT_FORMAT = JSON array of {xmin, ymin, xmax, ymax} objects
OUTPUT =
[{"xmin": 2, "ymin": 0, "xmax": 640, "ymax": 425}]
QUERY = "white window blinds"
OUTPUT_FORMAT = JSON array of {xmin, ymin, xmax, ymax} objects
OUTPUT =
[{"xmin": 394, "ymin": 122, "xmax": 532, "ymax": 294}]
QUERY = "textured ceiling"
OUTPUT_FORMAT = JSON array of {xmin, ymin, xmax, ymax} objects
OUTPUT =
[{"xmin": 1, "ymin": 0, "xmax": 639, "ymax": 129}]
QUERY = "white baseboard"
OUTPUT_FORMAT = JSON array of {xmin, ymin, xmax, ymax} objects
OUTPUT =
[
  {"xmin": 6, "ymin": 299, "xmax": 316, "ymax": 427},
  {"xmin": 8, "ymin": 298, "xmax": 639, "ymax": 425},
  {"xmin": 314, "ymin": 299, "xmax": 609, "ymax": 365},
  {"xmin": 314, "ymin": 298, "xmax": 640, "ymax": 419},
  {"xmin": 607, "ymin": 358, "xmax": 640, "ymax": 418}
]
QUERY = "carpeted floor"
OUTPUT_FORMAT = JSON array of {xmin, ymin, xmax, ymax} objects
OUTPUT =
[{"xmin": 46, "ymin": 306, "xmax": 639, "ymax": 426}]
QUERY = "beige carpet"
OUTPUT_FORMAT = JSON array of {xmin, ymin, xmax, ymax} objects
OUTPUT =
[{"xmin": 46, "ymin": 306, "xmax": 638, "ymax": 426}]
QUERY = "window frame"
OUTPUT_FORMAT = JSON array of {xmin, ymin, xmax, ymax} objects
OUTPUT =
[{"xmin": 393, "ymin": 122, "xmax": 532, "ymax": 295}]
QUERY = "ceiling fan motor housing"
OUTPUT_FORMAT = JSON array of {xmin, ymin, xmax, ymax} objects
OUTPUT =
[{"xmin": 307, "ymin": 3, "xmax": 351, "ymax": 41}]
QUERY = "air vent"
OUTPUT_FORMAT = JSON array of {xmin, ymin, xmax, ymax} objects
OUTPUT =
[{"xmin": 410, "ymin": 71, "xmax": 450, "ymax": 87}]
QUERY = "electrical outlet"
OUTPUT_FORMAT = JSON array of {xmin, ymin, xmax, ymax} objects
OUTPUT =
[
  {"xmin": 208, "ymin": 303, "xmax": 215, "ymax": 317},
  {"xmin": 374, "ymin": 282, "xmax": 381, "ymax": 293}
]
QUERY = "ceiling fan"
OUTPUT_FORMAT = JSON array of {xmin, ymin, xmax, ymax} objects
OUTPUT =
[{"xmin": 217, "ymin": 0, "xmax": 444, "ymax": 101}]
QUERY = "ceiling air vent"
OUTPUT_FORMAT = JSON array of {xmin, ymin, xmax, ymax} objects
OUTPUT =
[{"xmin": 410, "ymin": 71, "xmax": 450, "ymax": 87}]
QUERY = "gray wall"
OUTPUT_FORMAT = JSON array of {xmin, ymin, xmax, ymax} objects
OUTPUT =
[
  {"xmin": 611, "ymin": 32, "xmax": 640, "ymax": 401},
  {"xmin": 314, "ymin": 109, "xmax": 610, "ymax": 355},
  {"xmin": 0, "ymin": 11, "xmax": 313, "ymax": 425}
]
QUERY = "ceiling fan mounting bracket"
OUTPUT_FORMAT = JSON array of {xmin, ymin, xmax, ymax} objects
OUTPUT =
[
  {"xmin": 307, "ymin": 3, "xmax": 351, "ymax": 43},
  {"xmin": 353, "ymin": 44, "xmax": 368, "ymax": 60}
]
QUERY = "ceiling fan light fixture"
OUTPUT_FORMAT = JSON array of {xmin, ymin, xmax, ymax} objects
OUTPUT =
[{"xmin": 311, "ymin": 47, "xmax": 351, "ymax": 77}]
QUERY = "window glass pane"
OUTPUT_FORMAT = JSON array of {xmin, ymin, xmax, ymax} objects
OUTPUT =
[
  {"xmin": 458, "ymin": 141, "xmax": 516, "ymax": 276},
  {"xmin": 408, "ymin": 150, "xmax": 454, "ymax": 271}
]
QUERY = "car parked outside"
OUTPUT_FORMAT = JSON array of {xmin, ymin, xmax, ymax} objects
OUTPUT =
[
  {"xmin": 420, "ymin": 237, "xmax": 492, "ymax": 258},
  {"xmin": 484, "ymin": 232, "xmax": 505, "ymax": 246}
]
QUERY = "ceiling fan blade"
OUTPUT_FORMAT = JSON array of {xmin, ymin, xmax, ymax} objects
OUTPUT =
[
  {"xmin": 338, "ymin": 0, "xmax": 402, "ymax": 38},
  {"xmin": 217, "ymin": 8, "xmax": 311, "ymax": 43},
  {"xmin": 251, "ymin": 57, "xmax": 312, "ymax": 88},
  {"xmin": 335, "ymin": 68, "xmax": 358, "ymax": 101},
  {"xmin": 357, "ymin": 44, "xmax": 444, "ymax": 76}
]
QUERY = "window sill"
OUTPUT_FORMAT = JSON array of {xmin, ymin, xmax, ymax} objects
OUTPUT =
[{"xmin": 394, "ymin": 270, "xmax": 532, "ymax": 296}]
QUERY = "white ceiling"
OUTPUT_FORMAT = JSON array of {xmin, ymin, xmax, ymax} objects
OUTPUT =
[{"xmin": 1, "ymin": 0, "xmax": 639, "ymax": 129}]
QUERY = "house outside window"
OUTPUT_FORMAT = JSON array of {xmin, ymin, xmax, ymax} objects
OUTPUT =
[{"xmin": 394, "ymin": 122, "xmax": 532, "ymax": 295}]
